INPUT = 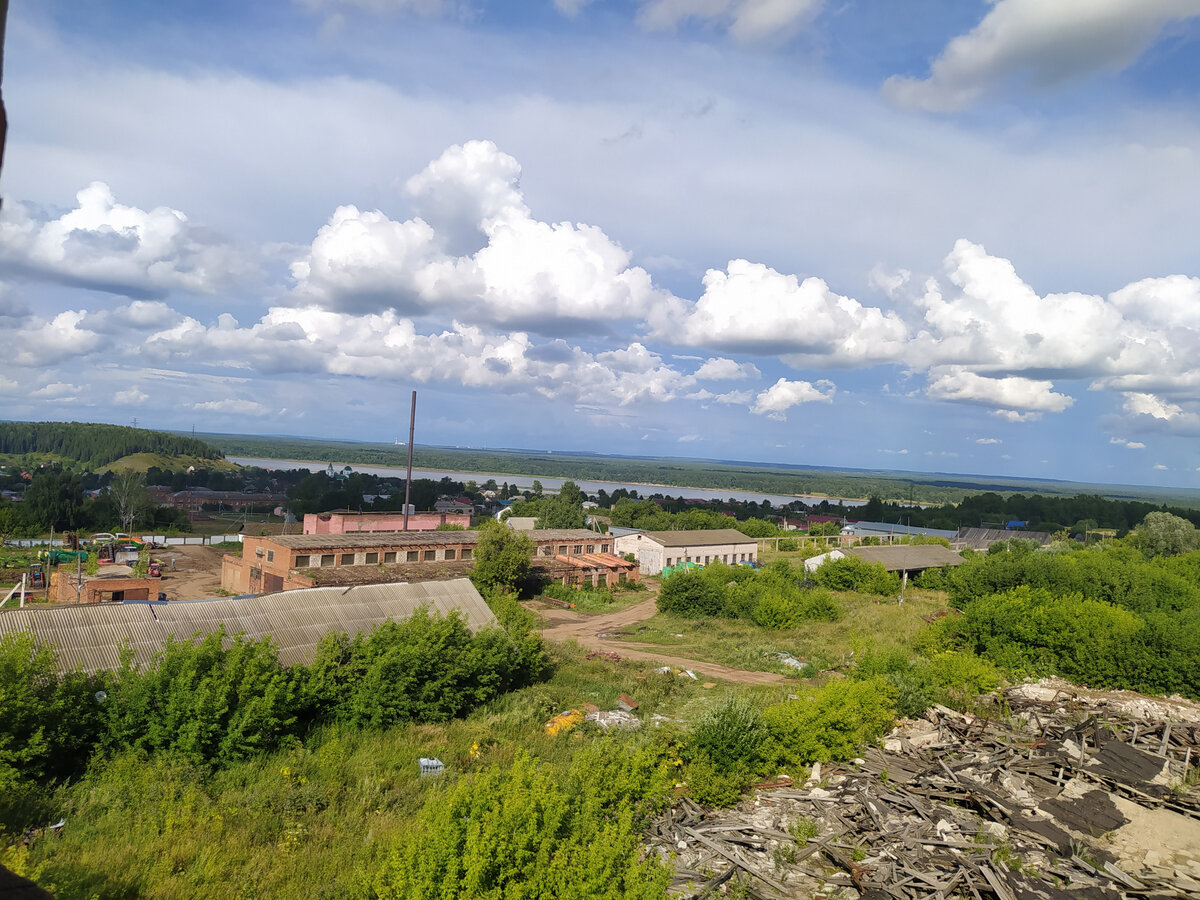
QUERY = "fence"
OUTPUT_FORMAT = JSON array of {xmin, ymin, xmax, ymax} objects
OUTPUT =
[{"xmin": 6, "ymin": 535, "xmax": 243, "ymax": 548}]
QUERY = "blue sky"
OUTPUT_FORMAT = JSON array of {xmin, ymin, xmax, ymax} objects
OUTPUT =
[{"xmin": 2, "ymin": 1, "xmax": 1200, "ymax": 486}]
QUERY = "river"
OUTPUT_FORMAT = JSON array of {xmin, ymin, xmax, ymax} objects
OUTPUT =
[{"xmin": 228, "ymin": 456, "xmax": 865, "ymax": 508}]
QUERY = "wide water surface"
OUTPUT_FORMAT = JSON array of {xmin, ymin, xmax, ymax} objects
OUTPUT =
[{"xmin": 229, "ymin": 456, "xmax": 865, "ymax": 508}]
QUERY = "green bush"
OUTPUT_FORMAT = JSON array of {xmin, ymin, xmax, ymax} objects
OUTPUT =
[
  {"xmin": 810, "ymin": 556, "xmax": 900, "ymax": 595},
  {"xmin": 0, "ymin": 632, "xmax": 107, "ymax": 792},
  {"xmin": 362, "ymin": 746, "xmax": 673, "ymax": 900},
  {"xmin": 305, "ymin": 610, "xmax": 545, "ymax": 729},
  {"xmin": 689, "ymin": 695, "xmax": 767, "ymax": 773},
  {"xmin": 762, "ymin": 678, "xmax": 895, "ymax": 770},
  {"xmin": 656, "ymin": 570, "xmax": 727, "ymax": 617},
  {"xmin": 101, "ymin": 629, "xmax": 302, "ymax": 768}
]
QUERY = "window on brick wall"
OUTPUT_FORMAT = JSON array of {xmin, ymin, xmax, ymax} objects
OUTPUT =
[
  {"xmin": 340, "ymin": 553, "xmax": 355, "ymax": 565},
  {"xmin": 321, "ymin": 554, "xmax": 335, "ymax": 567},
  {"xmin": 407, "ymin": 550, "xmax": 419, "ymax": 562},
  {"xmin": 445, "ymin": 549, "xmax": 457, "ymax": 560},
  {"xmin": 423, "ymin": 549, "xmax": 435, "ymax": 561},
  {"xmin": 462, "ymin": 548, "xmax": 472, "ymax": 559},
  {"xmin": 295, "ymin": 555, "xmax": 310, "ymax": 567},
  {"xmin": 365, "ymin": 552, "xmax": 379, "ymax": 564},
  {"xmin": 383, "ymin": 551, "xmax": 396, "ymax": 563},
  {"xmin": 266, "ymin": 550, "xmax": 275, "ymax": 562}
]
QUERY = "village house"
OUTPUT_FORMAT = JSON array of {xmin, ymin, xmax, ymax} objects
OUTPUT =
[{"xmin": 613, "ymin": 529, "xmax": 758, "ymax": 576}]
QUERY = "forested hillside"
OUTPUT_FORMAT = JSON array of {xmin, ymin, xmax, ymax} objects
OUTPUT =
[{"xmin": 0, "ymin": 422, "xmax": 224, "ymax": 469}]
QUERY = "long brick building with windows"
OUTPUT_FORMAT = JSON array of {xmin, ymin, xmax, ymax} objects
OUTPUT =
[{"xmin": 221, "ymin": 529, "xmax": 637, "ymax": 595}]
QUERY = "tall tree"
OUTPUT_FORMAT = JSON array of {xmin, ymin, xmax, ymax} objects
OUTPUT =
[
  {"xmin": 471, "ymin": 521, "xmax": 534, "ymax": 593},
  {"xmin": 22, "ymin": 469, "xmax": 84, "ymax": 531},
  {"xmin": 110, "ymin": 470, "xmax": 151, "ymax": 533}
]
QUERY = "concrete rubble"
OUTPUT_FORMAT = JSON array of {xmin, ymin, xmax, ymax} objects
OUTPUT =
[{"xmin": 646, "ymin": 679, "xmax": 1200, "ymax": 899}]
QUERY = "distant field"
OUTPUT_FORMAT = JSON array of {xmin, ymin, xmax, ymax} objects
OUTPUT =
[{"xmin": 199, "ymin": 432, "xmax": 1200, "ymax": 508}]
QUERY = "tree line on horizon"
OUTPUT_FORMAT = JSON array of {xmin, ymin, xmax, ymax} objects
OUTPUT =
[{"xmin": 0, "ymin": 421, "xmax": 223, "ymax": 469}]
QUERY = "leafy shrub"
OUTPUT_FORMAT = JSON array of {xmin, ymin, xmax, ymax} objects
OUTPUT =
[
  {"xmin": 656, "ymin": 570, "xmax": 727, "ymax": 617},
  {"xmin": 762, "ymin": 678, "xmax": 895, "ymax": 770},
  {"xmin": 749, "ymin": 587, "xmax": 840, "ymax": 629},
  {"xmin": 101, "ymin": 629, "xmax": 302, "ymax": 767},
  {"xmin": 305, "ymin": 610, "xmax": 543, "ymax": 729},
  {"xmin": 363, "ymin": 747, "xmax": 673, "ymax": 900},
  {"xmin": 689, "ymin": 695, "xmax": 767, "ymax": 773},
  {"xmin": 854, "ymin": 648, "xmax": 1003, "ymax": 718},
  {"xmin": 683, "ymin": 753, "xmax": 751, "ymax": 807},
  {"xmin": 810, "ymin": 556, "xmax": 900, "ymax": 595},
  {"xmin": 0, "ymin": 632, "xmax": 107, "ymax": 792}
]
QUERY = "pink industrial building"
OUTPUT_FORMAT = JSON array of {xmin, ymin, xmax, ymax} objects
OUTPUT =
[{"xmin": 303, "ymin": 510, "xmax": 473, "ymax": 535}]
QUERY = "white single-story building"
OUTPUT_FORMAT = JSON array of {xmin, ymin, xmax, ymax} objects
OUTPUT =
[
  {"xmin": 803, "ymin": 549, "xmax": 846, "ymax": 572},
  {"xmin": 613, "ymin": 528, "xmax": 757, "ymax": 575}
]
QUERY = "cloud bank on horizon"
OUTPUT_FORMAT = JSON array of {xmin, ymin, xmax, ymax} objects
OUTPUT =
[{"xmin": 1, "ymin": 0, "xmax": 1199, "ymax": 484}]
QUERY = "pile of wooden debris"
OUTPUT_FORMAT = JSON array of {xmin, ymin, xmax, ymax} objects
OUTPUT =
[{"xmin": 647, "ymin": 679, "xmax": 1200, "ymax": 899}]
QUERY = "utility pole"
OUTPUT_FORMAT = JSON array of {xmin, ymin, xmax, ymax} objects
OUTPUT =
[{"xmin": 403, "ymin": 390, "xmax": 416, "ymax": 530}]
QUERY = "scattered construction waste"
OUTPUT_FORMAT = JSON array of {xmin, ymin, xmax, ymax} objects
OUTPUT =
[
  {"xmin": 648, "ymin": 678, "xmax": 1200, "ymax": 899},
  {"xmin": 655, "ymin": 666, "xmax": 700, "ymax": 680},
  {"xmin": 545, "ymin": 709, "xmax": 586, "ymax": 736},
  {"xmin": 418, "ymin": 757, "xmax": 444, "ymax": 777},
  {"xmin": 587, "ymin": 709, "xmax": 641, "ymax": 732}
]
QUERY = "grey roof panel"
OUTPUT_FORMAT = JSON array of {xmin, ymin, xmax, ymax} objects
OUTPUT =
[
  {"xmin": 637, "ymin": 529, "xmax": 758, "ymax": 548},
  {"xmin": 846, "ymin": 544, "xmax": 965, "ymax": 571},
  {"xmin": 0, "ymin": 578, "xmax": 496, "ymax": 673}
]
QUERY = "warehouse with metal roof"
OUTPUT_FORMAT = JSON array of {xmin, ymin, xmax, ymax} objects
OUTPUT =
[{"xmin": 0, "ymin": 579, "xmax": 496, "ymax": 673}]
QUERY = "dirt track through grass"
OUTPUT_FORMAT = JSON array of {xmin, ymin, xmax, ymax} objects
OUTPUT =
[{"xmin": 529, "ymin": 588, "xmax": 791, "ymax": 686}]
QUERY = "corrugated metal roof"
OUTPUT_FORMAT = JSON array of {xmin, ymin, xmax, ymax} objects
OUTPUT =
[
  {"xmin": 0, "ymin": 579, "xmax": 497, "ymax": 673},
  {"xmin": 636, "ymin": 529, "xmax": 757, "ymax": 548},
  {"xmin": 846, "ymin": 545, "xmax": 965, "ymax": 571},
  {"xmin": 954, "ymin": 527, "xmax": 1054, "ymax": 550}
]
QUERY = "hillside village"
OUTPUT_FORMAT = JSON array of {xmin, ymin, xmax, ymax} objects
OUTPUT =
[{"xmin": 4, "ymin": 424, "xmax": 1200, "ymax": 898}]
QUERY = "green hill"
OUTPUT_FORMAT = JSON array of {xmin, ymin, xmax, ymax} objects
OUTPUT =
[{"xmin": 0, "ymin": 421, "xmax": 227, "ymax": 471}]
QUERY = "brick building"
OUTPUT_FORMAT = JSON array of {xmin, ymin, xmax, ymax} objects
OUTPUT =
[
  {"xmin": 221, "ymin": 528, "xmax": 631, "ymax": 595},
  {"xmin": 303, "ymin": 510, "xmax": 472, "ymax": 534}
]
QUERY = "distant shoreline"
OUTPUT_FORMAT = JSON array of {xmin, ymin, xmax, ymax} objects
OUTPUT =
[{"xmin": 227, "ymin": 456, "xmax": 869, "ymax": 507}]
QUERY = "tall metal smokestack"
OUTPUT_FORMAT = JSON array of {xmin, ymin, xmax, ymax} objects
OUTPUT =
[{"xmin": 403, "ymin": 390, "xmax": 416, "ymax": 530}]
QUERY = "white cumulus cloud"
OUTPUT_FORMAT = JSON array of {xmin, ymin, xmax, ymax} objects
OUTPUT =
[
  {"xmin": 0, "ymin": 183, "xmax": 255, "ymax": 298},
  {"xmin": 751, "ymin": 377, "xmax": 834, "ymax": 420},
  {"xmin": 290, "ymin": 140, "xmax": 666, "ymax": 333},
  {"xmin": 693, "ymin": 357, "xmax": 761, "ymax": 380},
  {"xmin": 926, "ymin": 368, "xmax": 1074, "ymax": 419},
  {"xmin": 883, "ymin": 0, "xmax": 1200, "ymax": 112},
  {"xmin": 652, "ymin": 258, "xmax": 907, "ymax": 365}
]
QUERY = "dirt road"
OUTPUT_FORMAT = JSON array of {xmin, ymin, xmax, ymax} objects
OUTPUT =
[{"xmin": 532, "ymin": 592, "xmax": 789, "ymax": 686}]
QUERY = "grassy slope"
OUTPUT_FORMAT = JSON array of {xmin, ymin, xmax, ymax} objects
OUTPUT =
[
  {"xmin": 7, "ymin": 585, "xmax": 954, "ymax": 897},
  {"xmin": 12, "ymin": 645, "xmax": 735, "ymax": 900},
  {"xmin": 99, "ymin": 452, "xmax": 239, "ymax": 474},
  {"xmin": 615, "ymin": 588, "xmax": 947, "ymax": 677}
]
